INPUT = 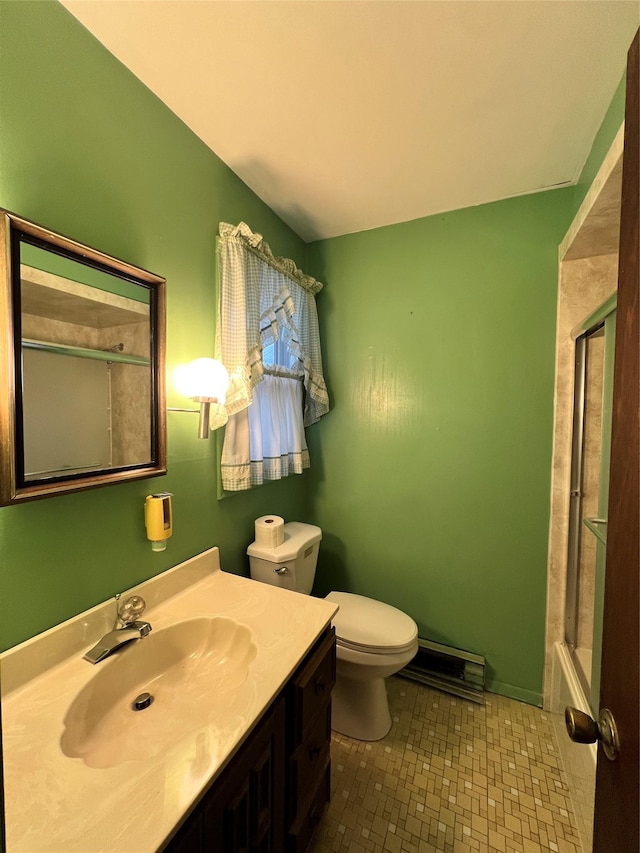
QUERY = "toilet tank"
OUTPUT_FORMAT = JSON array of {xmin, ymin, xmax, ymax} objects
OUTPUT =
[{"xmin": 247, "ymin": 522, "xmax": 322, "ymax": 594}]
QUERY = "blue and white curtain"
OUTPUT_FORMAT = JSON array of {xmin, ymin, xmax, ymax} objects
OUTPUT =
[{"xmin": 216, "ymin": 222, "xmax": 329, "ymax": 491}]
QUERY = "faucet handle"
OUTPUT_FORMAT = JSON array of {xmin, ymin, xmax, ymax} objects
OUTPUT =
[{"xmin": 117, "ymin": 595, "xmax": 146, "ymax": 625}]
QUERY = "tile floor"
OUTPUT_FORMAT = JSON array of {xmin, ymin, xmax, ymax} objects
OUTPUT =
[{"xmin": 310, "ymin": 677, "xmax": 583, "ymax": 853}]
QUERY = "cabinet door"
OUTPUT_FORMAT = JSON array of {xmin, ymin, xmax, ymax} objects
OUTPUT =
[
  {"xmin": 163, "ymin": 808, "xmax": 204, "ymax": 853},
  {"xmin": 204, "ymin": 697, "xmax": 285, "ymax": 853},
  {"xmin": 250, "ymin": 738, "xmax": 278, "ymax": 850},
  {"xmin": 220, "ymin": 776, "xmax": 251, "ymax": 853}
]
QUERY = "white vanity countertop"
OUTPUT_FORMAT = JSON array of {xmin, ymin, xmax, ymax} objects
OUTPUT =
[{"xmin": 1, "ymin": 547, "xmax": 338, "ymax": 852}]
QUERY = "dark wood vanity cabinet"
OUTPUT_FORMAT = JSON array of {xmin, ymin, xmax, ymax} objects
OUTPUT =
[
  {"xmin": 163, "ymin": 627, "xmax": 335, "ymax": 853},
  {"xmin": 286, "ymin": 627, "xmax": 336, "ymax": 853},
  {"xmin": 165, "ymin": 695, "xmax": 285, "ymax": 853},
  {"xmin": 205, "ymin": 696, "xmax": 286, "ymax": 852}
]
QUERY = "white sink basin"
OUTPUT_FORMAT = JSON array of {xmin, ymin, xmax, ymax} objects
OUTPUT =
[{"xmin": 61, "ymin": 617, "xmax": 256, "ymax": 769}]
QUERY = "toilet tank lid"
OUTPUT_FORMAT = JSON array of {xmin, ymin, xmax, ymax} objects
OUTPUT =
[
  {"xmin": 326, "ymin": 591, "xmax": 418, "ymax": 649},
  {"xmin": 247, "ymin": 522, "xmax": 322, "ymax": 562}
]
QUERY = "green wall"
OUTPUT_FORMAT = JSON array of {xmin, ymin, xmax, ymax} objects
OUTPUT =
[
  {"xmin": 0, "ymin": 0, "xmax": 628, "ymax": 706},
  {"xmin": 305, "ymin": 192, "xmax": 574, "ymax": 704},
  {"xmin": 573, "ymin": 74, "xmax": 626, "ymax": 215},
  {"xmin": 0, "ymin": 0, "xmax": 311, "ymax": 650},
  {"xmin": 301, "ymin": 54, "xmax": 627, "ymax": 706}
]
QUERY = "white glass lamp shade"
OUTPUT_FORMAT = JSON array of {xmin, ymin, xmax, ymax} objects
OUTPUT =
[
  {"xmin": 175, "ymin": 358, "xmax": 229, "ymax": 404},
  {"xmin": 173, "ymin": 358, "xmax": 230, "ymax": 438}
]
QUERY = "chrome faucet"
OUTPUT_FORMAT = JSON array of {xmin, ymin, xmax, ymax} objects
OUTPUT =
[{"xmin": 83, "ymin": 594, "xmax": 152, "ymax": 664}]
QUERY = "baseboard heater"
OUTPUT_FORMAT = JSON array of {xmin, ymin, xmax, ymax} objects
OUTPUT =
[{"xmin": 400, "ymin": 638, "xmax": 486, "ymax": 704}]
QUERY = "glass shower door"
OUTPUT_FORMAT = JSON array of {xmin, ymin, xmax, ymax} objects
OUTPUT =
[{"xmin": 565, "ymin": 307, "xmax": 616, "ymax": 714}]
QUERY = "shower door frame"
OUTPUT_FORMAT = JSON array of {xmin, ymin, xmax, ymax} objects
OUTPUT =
[
  {"xmin": 565, "ymin": 332, "xmax": 588, "ymax": 653},
  {"xmin": 564, "ymin": 297, "xmax": 616, "ymax": 701}
]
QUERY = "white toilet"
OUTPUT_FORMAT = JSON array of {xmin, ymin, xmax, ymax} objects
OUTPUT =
[{"xmin": 247, "ymin": 521, "xmax": 418, "ymax": 741}]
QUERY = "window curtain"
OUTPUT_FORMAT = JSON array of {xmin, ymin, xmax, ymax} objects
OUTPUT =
[{"xmin": 216, "ymin": 222, "xmax": 329, "ymax": 492}]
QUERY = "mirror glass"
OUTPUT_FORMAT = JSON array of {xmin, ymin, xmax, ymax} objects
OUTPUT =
[{"xmin": 0, "ymin": 211, "xmax": 166, "ymax": 503}]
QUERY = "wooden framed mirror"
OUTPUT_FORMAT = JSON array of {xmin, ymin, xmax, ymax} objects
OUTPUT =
[{"xmin": 0, "ymin": 210, "xmax": 166, "ymax": 504}]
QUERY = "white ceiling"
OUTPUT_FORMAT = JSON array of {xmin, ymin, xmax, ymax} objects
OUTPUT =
[{"xmin": 60, "ymin": 0, "xmax": 638, "ymax": 243}]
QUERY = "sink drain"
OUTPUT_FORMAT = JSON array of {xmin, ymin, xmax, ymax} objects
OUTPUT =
[{"xmin": 132, "ymin": 692, "xmax": 154, "ymax": 711}]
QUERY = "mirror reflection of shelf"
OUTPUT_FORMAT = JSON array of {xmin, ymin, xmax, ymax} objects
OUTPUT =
[
  {"xmin": 583, "ymin": 517, "xmax": 608, "ymax": 546},
  {"xmin": 20, "ymin": 264, "xmax": 149, "ymax": 327}
]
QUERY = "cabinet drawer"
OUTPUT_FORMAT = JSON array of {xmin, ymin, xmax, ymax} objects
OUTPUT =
[
  {"xmin": 291, "ymin": 628, "xmax": 335, "ymax": 745},
  {"xmin": 290, "ymin": 703, "xmax": 331, "ymax": 820},
  {"xmin": 287, "ymin": 763, "xmax": 331, "ymax": 853}
]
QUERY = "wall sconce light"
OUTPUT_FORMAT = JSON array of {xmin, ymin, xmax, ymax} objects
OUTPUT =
[{"xmin": 170, "ymin": 358, "xmax": 230, "ymax": 439}]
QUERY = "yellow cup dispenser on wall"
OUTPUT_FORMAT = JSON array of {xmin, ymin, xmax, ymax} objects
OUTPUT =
[{"xmin": 144, "ymin": 492, "xmax": 173, "ymax": 551}]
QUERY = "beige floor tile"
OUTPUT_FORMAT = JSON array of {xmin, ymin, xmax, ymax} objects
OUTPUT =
[{"xmin": 309, "ymin": 678, "xmax": 583, "ymax": 853}]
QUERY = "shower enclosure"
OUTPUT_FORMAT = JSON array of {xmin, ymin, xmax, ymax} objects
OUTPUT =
[
  {"xmin": 565, "ymin": 300, "xmax": 616, "ymax": 714},
  {"xmin": 545, "ymin": 125, "xmax": 623, "ymax": 853}
]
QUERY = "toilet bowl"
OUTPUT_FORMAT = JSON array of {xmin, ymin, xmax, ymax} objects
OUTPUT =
[
  {"xmin": 247, "ymin": 521, "xmax": 418, "ymax": 741},
  {"xmin": 326, "ymin": 591, "xmax": 418, "ymax": 740}
]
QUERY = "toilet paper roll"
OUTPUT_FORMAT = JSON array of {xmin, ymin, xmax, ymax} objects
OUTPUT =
[{"xmin": 255, "ymin": 515, "xmax": 285, "ymax": 549}]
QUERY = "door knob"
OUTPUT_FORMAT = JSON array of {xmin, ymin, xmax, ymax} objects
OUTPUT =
[{"xmin": 565, "ymin": 706, "xmax": 620, "ymax": 760}]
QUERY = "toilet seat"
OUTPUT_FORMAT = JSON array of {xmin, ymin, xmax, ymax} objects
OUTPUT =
[
  {"xmin": 335, "ymin": 635, "xmax": 417, "ymax": 656},
  {"xmin": 326, "ymin": 591, "xmax": 418, "ymax": 655}
]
